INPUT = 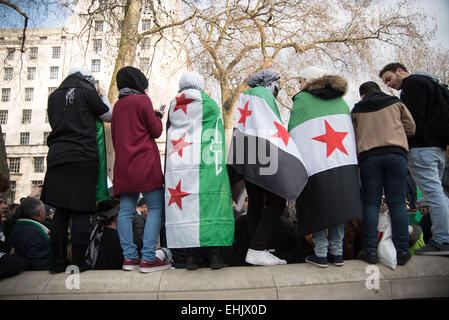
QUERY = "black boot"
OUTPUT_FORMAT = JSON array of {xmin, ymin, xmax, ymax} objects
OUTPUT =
[
  {"xmin": 49, "ymin": 231, "xmax": 70, "ymax": 274},
  {"xmin": 186, "ymin": 248, "xmax": 199, "ymax": 271},
  {"xmin": 71, "ymin": 245, "xmax": 91, "ymax": 273},
  {"xmin": 208, "ymin": 247, "xmax": 227, "ymax": 270}
]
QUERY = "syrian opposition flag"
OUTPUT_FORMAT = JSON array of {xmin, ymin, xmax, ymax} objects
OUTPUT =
[
  {"xmin": 288, "ymin": 92, "xmax": 362, "ymax": 236},
  {"xmin": 227, "ymin": 86, "xmax": 308, "ymax": 201},
  {"xmin": 164, "ymin": 89, "xmax": 234, "ymax": 248}
]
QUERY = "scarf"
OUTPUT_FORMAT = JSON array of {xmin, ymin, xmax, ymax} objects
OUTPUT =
[
  {"xmin": 118, "ymin": 87, "xmax": 144, "ymax": 99},
  {"xmin": 16, "ymin": 219, "xmax": 50, "ymax": 242}
]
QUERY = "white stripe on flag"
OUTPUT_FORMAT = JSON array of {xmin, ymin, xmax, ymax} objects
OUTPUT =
[{"xmin": 289, "ymin": 113, "xmax": 358, "ymax": 177}]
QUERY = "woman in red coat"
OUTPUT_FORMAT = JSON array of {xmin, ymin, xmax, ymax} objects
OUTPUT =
[{"xmin": 111, "ymin": 66, "xmax": 170, "ymax": 273}]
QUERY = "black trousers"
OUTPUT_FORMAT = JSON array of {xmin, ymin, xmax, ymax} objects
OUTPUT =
[
  {"xmin": 245, "ymin": 181, "xmax": 286, "ymax": 250},
  {"xmin": 50, "ymin": 208, "xmax": 91, "ymax": 267}
]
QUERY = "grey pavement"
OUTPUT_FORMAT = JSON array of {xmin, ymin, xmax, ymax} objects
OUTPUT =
[{"xmin": 0, "ymin": 255, "xmax": 448, "ymax": 300}]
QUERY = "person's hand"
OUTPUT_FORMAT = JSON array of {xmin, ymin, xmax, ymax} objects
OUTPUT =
[
  {"xmin": 29, "ymin": 185, "xmax": 42, "ymax": 198},
  {"xmin": 98, "ymin": 87, "xmax": 106, "ymax": 97},
  {"xmin": 9, "ymin": 247, "xmax": 15, "ymax": 256},
  {"xmin": 156, "ymin": 109, "xmax": 165, "ymax": 117}
]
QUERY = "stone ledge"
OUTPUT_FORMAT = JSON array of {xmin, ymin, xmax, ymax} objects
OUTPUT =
[{"xmin": 0, "ymin": 256, "xmax": 448, "ymax": 300}]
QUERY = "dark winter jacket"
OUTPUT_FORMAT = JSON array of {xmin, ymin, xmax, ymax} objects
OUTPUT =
[
  {"xmin": 400, "ymin": 74, "xmax": 446, "ymax": 149},
  {"xmin": 7, "ymin": 222, "xmax": 51, "ymax": 271},
  {"xmin": 46, "ymin": 72, "xmax": 110, "ymax": 167}
]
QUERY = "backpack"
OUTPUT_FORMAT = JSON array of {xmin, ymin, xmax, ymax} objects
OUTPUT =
[{"xmin": 427, "ymin": 80, "xmax": 449, "ymax": 146}]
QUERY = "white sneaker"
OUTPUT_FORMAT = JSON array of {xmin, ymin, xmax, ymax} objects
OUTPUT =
[
  {"xmin": 266, "ymin": 251, "xmax": 287, "ymax": 265},
  {"xmin": 245, "ymin": 249, "xmax": 286, "ymax": 266}
]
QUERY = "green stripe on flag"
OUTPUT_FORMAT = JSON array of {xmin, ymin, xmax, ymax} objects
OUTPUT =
[
  {"xmin": 245, "ymin": 86, "xmax": 282, "ymax": 122},
  {"xmin": 199, "ymin": 92, "xmax": 234, "ymax": 246},
  {"xmin": 288, "ymin": 91, "xmax": 350, "ymax": 131},
  {"xmin": 96, "ymin": 120, "xmax": 109, "ymax": 202}
]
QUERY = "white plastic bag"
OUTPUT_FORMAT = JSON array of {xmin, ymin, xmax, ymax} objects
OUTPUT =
[{"xmin": 377, "ymin": 210, "xmax": 397, "ymax": 270}]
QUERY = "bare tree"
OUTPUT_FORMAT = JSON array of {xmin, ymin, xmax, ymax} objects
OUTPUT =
[{"xmin": 181, "ymin": 0, "xmax": 431, "ymax": 134}]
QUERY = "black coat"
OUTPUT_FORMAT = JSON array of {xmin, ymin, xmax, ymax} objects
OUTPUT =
[
  {"xmin": 46, "ymin": 72, "xmax": 109, "ymax": 167},
  {"xmin": 7, "ymin": 223, "xmax": 51, "ymax": 271},
  {"xmin": 401, "ymin": 75, "xmax": 446, "ymax": 149}
]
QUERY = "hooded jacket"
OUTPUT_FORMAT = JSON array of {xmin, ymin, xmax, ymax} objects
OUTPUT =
[
  {"xmin": 46, "ymin": 72, "xmax": 110, "ymax": 166},
  {"xmin": 351, "ymin": 91, "xmax": 415, "ymax": 161}
]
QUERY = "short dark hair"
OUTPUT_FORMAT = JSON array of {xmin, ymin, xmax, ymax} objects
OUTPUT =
[
  {"xmin": 379, "ymin": 63, "xmax": 408, "ymax": 78},
  {"xmin": 359, "ymin": 81, "xmax": 381, "ymax": 97},
  {"xmin": 137, "ymin": 197, "xmax": 146, "ymax": 208},
  {"xmin": 19, "ymin": 197, "xmax": 43, "ymax": 219}
]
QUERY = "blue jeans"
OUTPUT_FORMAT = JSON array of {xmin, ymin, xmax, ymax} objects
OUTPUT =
[
  {"xmin": 312, "ymin": 224, "xmax": 344, "ymax": 257},
  {"xmin": 359, "ymin": 153, "xmax": 410, "ymax": 253},
  {"xmin": 117, "ymin": 189, "xmax": 163, "ymax": 262},
  {"xmin": 408, "ymin": 147, "xmax": 449, "ymax": 245}
]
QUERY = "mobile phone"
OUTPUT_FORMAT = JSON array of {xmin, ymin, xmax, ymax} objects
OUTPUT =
[{"xmin": 160, "ymin": 104, "xmax": 166, "ymax": 111}]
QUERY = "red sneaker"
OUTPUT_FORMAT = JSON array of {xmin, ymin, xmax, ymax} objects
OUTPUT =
[
  {"xmin": 122, "ymin": 258, "xmax": 140, "ymax": 271},
  {"xmin": 139, "ymin": 258, "xmax": 171, "ymax": 273}
]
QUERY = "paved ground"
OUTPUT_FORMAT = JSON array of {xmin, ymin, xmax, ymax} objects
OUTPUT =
[{"xmin": 0, "ymin": 255, "xmax": 448, "ymax": 300}]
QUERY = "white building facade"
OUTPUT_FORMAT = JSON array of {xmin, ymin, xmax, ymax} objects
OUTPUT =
[{"xmin": 0, "ymin": 0, "xmax": 187, "ymax": 203}]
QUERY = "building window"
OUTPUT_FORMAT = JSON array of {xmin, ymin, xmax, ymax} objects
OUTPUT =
[
  {"xmin": 6, "ymin": 48, "xmax": 14, "ymax": 60},
  {"xmin": 8, "ymin": 158, "xmax": 20, "ymax": 174},
  {"xmin": 2, "ymin": 133, "xmax": 5, "ymax": 143},
  {"xmin": 95, "ymin": 20, "xmax": 104, "ymax": 32},
  {"xmin": 0, "ymin": 110, "xmax": 8, "ymax": 124},
  {"xmin": 33, "ymin": 157, "xmax": 45, "ymax": 173},
  {"xmin": 141, "ymin": 38, "xmax": 151, "ymax": 50},
  {"xmin": 143, "ymin": 0, "xmax": 151, "ymax": 14},
  {"xmin": 52, "ymin": 47, "xmax": 61, "ymax": 59},
  {"xmin": 24, "ymin": 88, "xmax": 34, "ymax": 101},
  {"xmin": 22, "ymin": 109, "xmax": 32, "ymax": 124},
  {"xmin": 20, "ymin": 132, "xmax": 30, "ymax": 145},
  {"xmin": 9, "ymin": 181, "xmax": 16, "ymax": 201},
  {"xmin": 140, "ymin": 58, "xmax": 150, "ymax": 72},
  {"xmin": 93, "ymin": 39, "xmax": 102, "ymax": 53},
  {"xmin": 29, "ymin": 47, "xmax": 38, "ymax": 59},
  {"xmin": 48, "ymin": 87, "xmax": 56, "ymax": 96},
  {"xmin": 91, "ymin": 59, "xmax": 101, "ymax": 73},
  {"xmin": 31, "ymin": 180, "xmax": 43, "ymax": 190},
  {"xmin": 142, "ymin": 19, "xmax": 151, "ymax": 30},
  {"xmin": 27, "ymin": 67, "xmax": 36, "ymax": 80},
  {"xmin": 45, "ymin": 110, "xmax": 49, "ymax": 123},
  {"xmin": 3, "ymin": 67, "xmax": 13, "ymax": 81},
  {"xmin": 1, "ymin": 88, "xmax": 10, "ymax": 102},
  {"xmin": 43, "ymin": 131, "xmax": 50, "ymax": 144},
  {"xmin": 50, "ymin": 66, "xmax": 59, "ymax": 79}
]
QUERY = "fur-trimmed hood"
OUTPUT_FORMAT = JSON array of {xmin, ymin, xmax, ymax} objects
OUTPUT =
[{"xmin": 293, "ymin": 75, "xmax": 348, "ymax": 100}]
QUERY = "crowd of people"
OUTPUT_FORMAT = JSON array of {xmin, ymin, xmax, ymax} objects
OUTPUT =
[{"xmin": 1, "ymin": 61, "xmax": 448, "ymax": 280}]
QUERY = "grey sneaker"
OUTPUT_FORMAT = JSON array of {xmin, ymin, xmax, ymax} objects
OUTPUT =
[{"xmin": 414, "ymin": 239, "xmax": 449, "ymax": 256}]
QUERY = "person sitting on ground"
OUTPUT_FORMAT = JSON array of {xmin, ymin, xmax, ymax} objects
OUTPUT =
[
  {"xmin": 7, "ymin": 197, "xmax": 51, "ymax": 271},
  {"xmin": 94, "ymin": 200, "xmax": 124, "ymax": 270}
]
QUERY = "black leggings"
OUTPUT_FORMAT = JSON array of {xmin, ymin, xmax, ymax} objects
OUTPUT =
[
  {"xmin": 50, "ymin": 208, "xmax": 91, "ymax": 264},
  {"xmin": 245, "ymin": 181, "xmax": 286, "ymax": 250}
]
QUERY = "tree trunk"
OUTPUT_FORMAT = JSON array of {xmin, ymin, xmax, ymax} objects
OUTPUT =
[
  {"xmin": 105, "ymin": 0, "xmax": 142, "ymax": 180},
  {"xmin": 221, "ymin": 85, "xmax": 240, "ymax": 154}
]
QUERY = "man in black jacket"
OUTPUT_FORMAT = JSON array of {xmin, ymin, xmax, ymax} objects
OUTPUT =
[
  {"xmin": 7, "ymin": 198, "xmax": 51, "ymax": 270},
  {"xmin": 380, "ymin": 63, "xmax": 449, "ymax": 255}
]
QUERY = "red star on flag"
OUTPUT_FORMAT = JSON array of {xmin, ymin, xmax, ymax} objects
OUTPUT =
[
  {"xmin": 271, "ymin": 121, "xmax": 290, "ymax": 147},
  {"xmin": 168, "ymin": 180, "xmax": 191, "ymax": 210},
  {"xmin": 170, "ymin": 134, "xmax": 193, "ymax": 158},
  {"xmin": 312, "ymin": 120, "xmax": 348, "ymax": 157},
  {"xmin": 175, "ymin": 93, "xmax": 195, "ymax": 115},
  {"xmin": 238, "ymin": 101, "xmax": 252, "ymax": 126}
]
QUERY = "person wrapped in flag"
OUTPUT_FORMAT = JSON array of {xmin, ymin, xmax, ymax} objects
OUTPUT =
[
  {"xmin": 288, "ymin": 66, "xmax": 363, "ymax": 268},
  {"xmin": 164, "ymin": 71, "xmax": 234, "ymax": 270},
  {"xmin": 227, "ymin": 70, "xmax": 308, "ymax": 266}
]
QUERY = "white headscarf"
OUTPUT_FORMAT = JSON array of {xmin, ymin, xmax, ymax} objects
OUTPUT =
[
  {"xmin": 178, "ymin": 71, "xmax": 205, "ymax": 92},
  {"xmin": 298, "ymin": 66, "xmax": 327, "ymax": 82}
]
